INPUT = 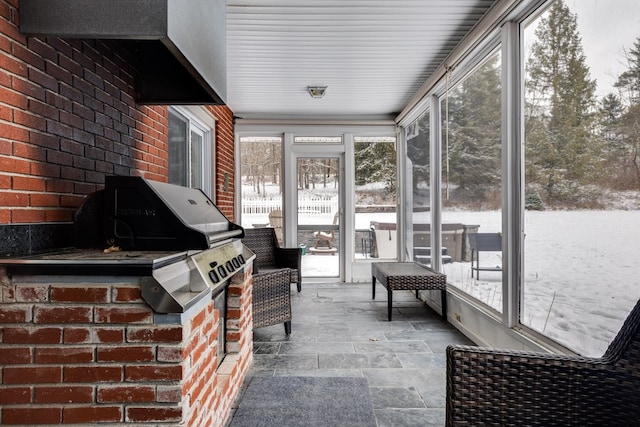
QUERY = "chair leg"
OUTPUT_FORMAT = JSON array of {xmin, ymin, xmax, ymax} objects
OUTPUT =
[
  {"xmin": 372, "ymin": 276, "xmax": 376, "ymax": 299},
  {"xmin": 284, "ymin": 320, "xmax": 291, "ymax": 335},
  {"xmin": 296, "ymin": 282, "xmax": 301, "ymax": 292},
  {"xmin": 441, "ymin": 289, "xmax": 447, "ymax": 320}
]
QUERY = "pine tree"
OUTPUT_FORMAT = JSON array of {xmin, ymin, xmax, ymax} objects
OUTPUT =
[
  {"xmin": 612, "ymin": 36, "xmax": 640, "ymax": 187},
  {"xmin": 445, "ymin": 53, "xmax": 502, "ymax": 204},
  {"xmin": 615, "ymin": 37, "xmax": 640, "ymax": 105},
  {"xmin": 354, "ymin": 141, "xmax": 397, "ymax": 193},
  {"xmin": 406, "ymin": 115, "xmax": 431, "ymax": 209},
  {"xmin": 525, "ymin": 0, "xmax": 600, "ymax": 202}
]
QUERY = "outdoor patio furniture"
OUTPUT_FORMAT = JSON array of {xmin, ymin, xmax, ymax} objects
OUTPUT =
[
  {"xmin": 446, "ymin": 298, "xmax": 640, "ymax": 426},
  {"xmin": 242, "ymin": 227, "xmax": 303, "ymax": 292},
  {"xmin": 372, "ymin": 262, "xmax": 447, "ymax": 321},
  {"xmin": 468, "ymin": 232, "xmax": 502, "ymax": 279},
  {"xmin": 251, "ymin": 268, "xmax": 292, "ymax": 335},
  {"xmin": 313, "ymin": 211, "xmax": 339, "ymax": 249},
  {"xmin": 268, "ymin": 209, "xmax": 283, "ymax": 245},
  {"xmin": 370, "ymin": 222, "xmax": 397, "ymax": 258}
]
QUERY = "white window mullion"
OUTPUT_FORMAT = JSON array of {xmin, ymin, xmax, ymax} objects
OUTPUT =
[{"xmin": 502, "ymin": 21, "xmax": 523, "ymax": 328}]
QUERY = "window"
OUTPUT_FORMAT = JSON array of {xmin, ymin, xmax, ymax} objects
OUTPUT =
[
  {"xmin": 406, "ymin": 112, "xmax": 432, "ymax": 266},
  {"xmin": 168, "ymin": 107, "xmax": 214, "ymax": 196},
  {"xmin": 353, "ymin": 136, "xmax": 397, "ymax": 260},
  {"xmin": 440, "ymin": 50, "xmax": 503, "ymax": 312},
  {"xmin": 523, "ymin": 0, "xmax": 640, "ymax": 356},
  {"xmin": 238, "ymin": 136, "xmax": 283, "ymax": 229}
]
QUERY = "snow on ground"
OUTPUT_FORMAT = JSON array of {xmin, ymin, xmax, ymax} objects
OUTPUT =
[
  {"xmin": 240, "ymin": 183, "xmax": 640, "ymax": 356},
  {"xmin": 441, "ymin": 209, "xmax": 640, "ymax": 356}
]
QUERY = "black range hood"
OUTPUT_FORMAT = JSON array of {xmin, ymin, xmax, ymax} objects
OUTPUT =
[{"xmin": 19, "ymin": 0, "xmax": 226, "ymax": 105}]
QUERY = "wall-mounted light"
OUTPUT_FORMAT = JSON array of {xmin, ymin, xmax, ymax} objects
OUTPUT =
[{"xmin": 307, "ymin": 86, "xmax": 327, "ymax": 98}]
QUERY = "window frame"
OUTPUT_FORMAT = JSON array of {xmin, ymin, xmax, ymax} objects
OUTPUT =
[{"xmin": 168, "ymin": 106, "xmax": 215, "ymax": 199}]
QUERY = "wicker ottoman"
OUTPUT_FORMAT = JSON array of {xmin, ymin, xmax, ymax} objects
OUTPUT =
[{"xmin": 372, "ymin": 262, "xmax": 447, "ymax": 321}]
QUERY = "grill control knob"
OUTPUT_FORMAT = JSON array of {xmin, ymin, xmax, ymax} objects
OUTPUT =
[
  {"xmin": 208, "ymin": 269, "xmax": 220, "ymax": 283},
  {"xmin": 217, "ymin": 265, "xmax": 228, "ymax": 278}
]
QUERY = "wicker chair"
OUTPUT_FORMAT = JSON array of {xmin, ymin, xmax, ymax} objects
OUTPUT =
[
  {"xmin": 251, "ymin": 268, "xmax": 292, "ymax": 335},
  {"xmin": 446, "ymin": 299, "xmax": 640, "ymax": 426},
  {"xmin": 242, "ymin": 227, "xmax": 302, "ymax": 292}
]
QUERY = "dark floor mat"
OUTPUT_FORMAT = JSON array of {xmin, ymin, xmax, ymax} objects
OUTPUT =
[{"xmin": 228, "ymin": 376, "xmax": 376, "ymax": 427}]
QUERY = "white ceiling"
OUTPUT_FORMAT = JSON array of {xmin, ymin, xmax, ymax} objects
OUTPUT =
[{"xmin": 226, "ymin": 0, "xmax": 498, "ymax": 121}]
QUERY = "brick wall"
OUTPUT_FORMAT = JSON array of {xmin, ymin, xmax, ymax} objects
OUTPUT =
[
  {"xmin": 0, "ymin": 1, "xmax": 236, "ymax": 225},
  {"xmin": 209, "ymin": 106, "xmax": 236, "ymax": 221},
  {"xmin": 0, "ymin": 263, "xmax": 253, "ymax": 426},
  {"xmin": 0, "ymin": 0, "xmax": 168, "ymax": 223}
]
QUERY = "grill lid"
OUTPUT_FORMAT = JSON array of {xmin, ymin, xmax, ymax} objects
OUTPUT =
[{"xmin": 75, "ymin": 176, "xmax": 243, "ymax": 251}]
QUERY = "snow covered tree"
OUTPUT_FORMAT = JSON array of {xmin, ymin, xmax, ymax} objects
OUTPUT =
[{"xmin": 354, "ymin": 141, "xmax": 396, "ymax": 193}]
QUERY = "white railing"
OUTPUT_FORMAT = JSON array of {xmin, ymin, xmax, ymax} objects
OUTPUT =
[
  {"xmin": 242, "ymin": 196, "xmax": 282, "ymax": 214},
  {"xmin": 241, "ymin": 195, "xmax": 339, "ymax": 215}
]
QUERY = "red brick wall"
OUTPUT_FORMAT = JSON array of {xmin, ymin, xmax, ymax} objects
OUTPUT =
[
  {"xmin": 0, "ymin": 0, "xmax": 169, "ymax": 223},
  {"xmin": 0, "ymin": 263, "xmax": 253, "ymax": 426},
  {"xmin": 210, "ymin": 106, "xmax": 236, "ymax": 221},
  {"xmin": 0, "ymin": 1, "xmax": 237, "ymax": 225}
]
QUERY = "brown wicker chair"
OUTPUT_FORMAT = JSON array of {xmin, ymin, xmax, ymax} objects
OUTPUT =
[
  {"xmin": 446, "ymin": 299, "xmax": 640, "ymax": 426},
  {"xmin": 242, "ymin": 227, "xmax": 302, "ymax": 292},
  {"xmin": 251, "ymin": 268, "xmax": 292, "ymax": 335}
]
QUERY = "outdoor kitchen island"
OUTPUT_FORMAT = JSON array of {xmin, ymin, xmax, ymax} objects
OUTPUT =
[{"xmin": 0, "ymin": 177, "xmax": 256, "ymax": 426}]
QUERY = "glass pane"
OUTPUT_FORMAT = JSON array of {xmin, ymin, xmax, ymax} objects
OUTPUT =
[
  {"xmin": 523, "ymin": 0, "xmax": 640, "ymax": 356},
  {"xmin": 354, "ymin": 137, "xmax": 397, "ymax": 260},
  {"xmin": 441, "ymin": 50, "xmax": 503, "ymax": 312},
  {"xmin": 239, "ymin": 137, "xmax": 283, "ymax": 242},
  {"xmin": 190, "ymin": 129, "xmax": 204, "ymax": 190},
  {"xmin": 168, "ymin": 111, "xmax": 188, "ymax": 187},
  {"xmin": 298, "ymin": 157, "xmax": 340, "ymax": 277},
  {"xmin": 406, "ymin": 113, "xmax": 431, "ymax": 266}
]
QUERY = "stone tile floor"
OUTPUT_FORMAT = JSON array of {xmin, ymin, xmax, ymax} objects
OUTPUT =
[{"xmin": 228, "ymin": 281, "xmax": 475, "ymax": 427}]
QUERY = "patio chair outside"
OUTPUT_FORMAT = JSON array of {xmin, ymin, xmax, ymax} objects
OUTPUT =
[
  {"xmin": 468, "ymin": 232, "xmax": 502, "ymax": 279},
  {"xmin": 268, "ymin": 209, "xmax": 283, "ymax": 245},
  {"xmin": 313, "ymin": 211, "xmax": 339, "ymax": 249},
  {"xmin": 446, "ymin": 298, "xmax": 640, "ymax": 426}
]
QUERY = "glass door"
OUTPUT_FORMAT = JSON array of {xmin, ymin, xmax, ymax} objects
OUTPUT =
[{"xmin": 296, "ymin": 156, "xmax": 341, "ymax": 278}]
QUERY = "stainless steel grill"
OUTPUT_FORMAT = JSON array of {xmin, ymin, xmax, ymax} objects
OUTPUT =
[{"xmin": 0, "ymin": 176, "xmax": 254, "ymax": 314}]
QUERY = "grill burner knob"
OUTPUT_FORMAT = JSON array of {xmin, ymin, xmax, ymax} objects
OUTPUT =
[
  {"xmin": 207, "ymin": 261, "xmax": 220, "ymax": 283},
  {"xmin": 217, "ymin": 265, "xmax": 228, "ymax": 278},
  {"xmin": 209, "ymin": 269, "xmax": 220, "ymax": 283},
  {"xmin": 238, "ymin": 254, "xmax": 245, "ymax": 264},
  {"xmin": 226, "ymin": 260, "xmax": 234, "ymax": 272},
  {"xmin": 232, "ymin": 258, "xmax": 240, "ymax": 268}
]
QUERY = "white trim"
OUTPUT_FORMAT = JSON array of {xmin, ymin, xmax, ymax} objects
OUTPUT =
[
  {"xmin": 396, "ymin": 0, "xmax": 523, "ymax": 124},
  {"xmin": 502, "ymin": 20, "xmax": 523, "ymax": 327},
  {"xmin": 168, "ymin": 106, "xmax": 216, "ymax": 199},
  {"xmin": 430, "ymin": 95, "xmax": 442, "ymax": 272}
]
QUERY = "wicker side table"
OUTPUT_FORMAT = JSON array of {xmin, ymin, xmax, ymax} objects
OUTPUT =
[{"xmin": 372, "ymin": 262, "xmax": 447, "ymax": 321}]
